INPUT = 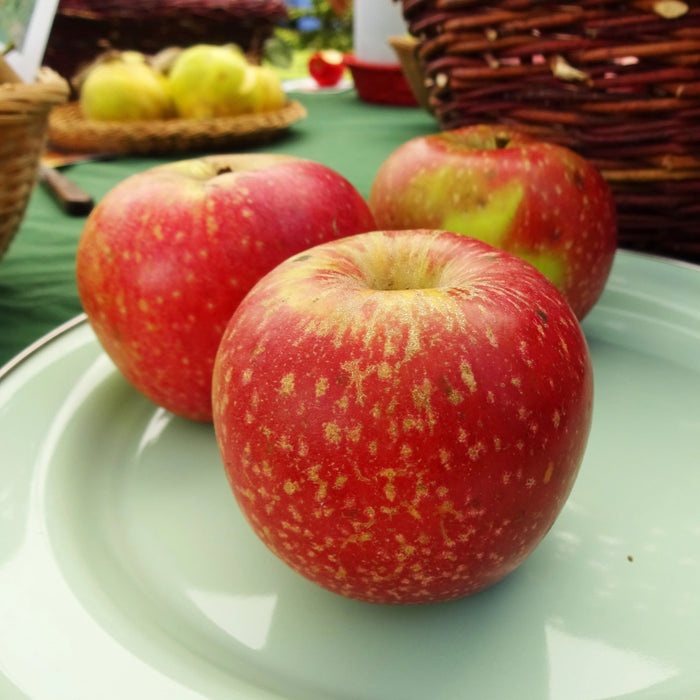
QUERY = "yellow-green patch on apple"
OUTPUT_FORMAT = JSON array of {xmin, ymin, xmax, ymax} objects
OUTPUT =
[
  {"xmin": 442, "ymin": 180, "xmax": 524, "ymax": 247},
  {"xmin": 517, "ymin": 250, "xmax": 565, "ymax": 289}
]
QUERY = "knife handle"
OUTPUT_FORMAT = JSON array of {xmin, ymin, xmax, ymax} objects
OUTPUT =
[{"xmin": 39, "ymin": 165, "xmax": 94, "ymax": 216}]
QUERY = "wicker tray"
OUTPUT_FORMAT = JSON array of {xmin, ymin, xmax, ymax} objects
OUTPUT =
[
  {"xmin": 47, "ymin": 100, "xmax": 307, "ymax": 155},
  {"xmin": 398, "ymin": 0, "xmax": 700, "ymax": 262},
  {"xmin": 1, "ymin": 66, "xmax": 70, "ymax": 262}
]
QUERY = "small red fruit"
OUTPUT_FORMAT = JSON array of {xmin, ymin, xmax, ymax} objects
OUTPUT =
[{"xmin": 308, "ymin": 50, "xmax": 345, "ymax": 87}]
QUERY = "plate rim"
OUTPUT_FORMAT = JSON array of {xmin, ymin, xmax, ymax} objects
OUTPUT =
[{"xmin": 0, "ymin": 312, "xmax": 88, "ymax": 383}]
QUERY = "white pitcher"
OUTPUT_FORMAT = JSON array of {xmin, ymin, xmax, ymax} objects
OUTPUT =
[{"xmin": 353, "ymin": 0, "xmax": 408, "ymax": 65}]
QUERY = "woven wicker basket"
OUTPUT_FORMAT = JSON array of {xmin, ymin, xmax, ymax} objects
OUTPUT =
[
  {"xmin": 389, "ymin": 35, "xmax": 433, "ymax": 110},
  {"xmin": 0, "ymin": 61, "xmax": 70, "ymax": 262},
  {"xmin": 48, "ymin": 100, "xmax": 308, "ymax": 155},
  {"xmin": 45, "ymin": 0, "xmax": 289, "ymax": 82},
  {"xmin": 398, "ymin": 0, "xmax": 700, "ymax": 262}
]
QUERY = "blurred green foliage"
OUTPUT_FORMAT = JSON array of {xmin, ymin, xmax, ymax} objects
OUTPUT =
[{"xmin": 265, "ymin": 0, "xmax": 353, "ymax": 68}]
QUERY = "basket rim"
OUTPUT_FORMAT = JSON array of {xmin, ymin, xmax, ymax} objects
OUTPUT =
[
  {"xmin": 56, "ymin": 0, "xmax": 289, "ymax": 21},
  {"xmin": 48, "ymin": 99, "xmax": 307, "ymax": 154},
  {"xmin": 1, "ymin": 69, "xmax": 70, "ymax": 113}
]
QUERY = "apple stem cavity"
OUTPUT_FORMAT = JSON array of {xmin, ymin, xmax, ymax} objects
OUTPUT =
[
  {"xmin": 365, "ymin": 265, "xmax": 444, "ymax": 292},
  {"xmin": 350, "ymin": 231, "xmax": 449, "ymax": 292},
  {"xmin": 443, "ymin": 128, "xmax": 513, "ymax": 151},
  {"xmin": 495, "ymin": 134, "xmax": 511, "ymax": 149}
]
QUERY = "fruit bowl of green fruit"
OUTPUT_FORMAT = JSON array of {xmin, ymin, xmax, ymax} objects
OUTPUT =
[{"xmin": 48, "ymin": 44, "xmax": 307, "ymax": 155}]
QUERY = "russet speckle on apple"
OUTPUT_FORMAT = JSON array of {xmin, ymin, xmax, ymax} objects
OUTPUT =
[
  {"xmin": 76, "ymin": 154, "xmax": 376, "ymax": 422},
  {"xmin": 212, "ymin": 229, "xmax": 594, "ymax": 604}
]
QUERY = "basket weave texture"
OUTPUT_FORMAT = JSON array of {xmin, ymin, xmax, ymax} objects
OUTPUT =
[
  {"xmin": 398, "ymin": 0, "xmax": 700, "ymax": 262},
  {"xmin": 48, "ymin": 100, "xmax": 308, "ymax": 155},
  {"xmin": 45, "ymin": 0, "xmax": 289, "ymax": 81},
  {"xmin": 389, "ymin": 35, "xmax": 433, "ymax": 110},
  {"xmin": 0, "ymin": 69, "xmax": 70, "ymax": 262}
]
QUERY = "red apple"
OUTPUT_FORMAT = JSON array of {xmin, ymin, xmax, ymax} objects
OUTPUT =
[
  {"xmin": 212, "ymin": 229, "xmax": 593, "ymax": 604},
  {"xmin": 308, "ymin": 50, "xmax": 346, "ymax": 87},
  {"xmin": 369, "ymin": 125, "xmax": 617, "ymax": 320},
  {"xmin": 76, "ymin": 154, "xmax": 376, "ymax": 422}
]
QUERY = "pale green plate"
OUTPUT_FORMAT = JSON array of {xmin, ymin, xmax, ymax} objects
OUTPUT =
[{"xmin": 1, "ymin": 251, "xmax": 699, "ymax": 700}]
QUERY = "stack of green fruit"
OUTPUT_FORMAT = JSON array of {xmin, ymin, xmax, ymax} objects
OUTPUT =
[{"xmin": 78, "ymin": 44, "xmax": 286, "ymax": 122}]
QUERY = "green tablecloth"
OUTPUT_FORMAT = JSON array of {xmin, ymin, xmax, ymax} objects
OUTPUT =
[{"xmin": 0, "ymin": 91, "xmax": 437, "ymax": 368}]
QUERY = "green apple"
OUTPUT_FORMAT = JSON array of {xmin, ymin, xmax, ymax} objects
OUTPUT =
[
  {"xmin": 248, "ymin": 65, "xmax": 286, "ymax": 112},
  {"xmin": 168, "ymin": 44, "xmax": 254, "ymax": 119},
  {"xmin": 79, "ymin": 52, "xmax": 173, "ymax": 121}
]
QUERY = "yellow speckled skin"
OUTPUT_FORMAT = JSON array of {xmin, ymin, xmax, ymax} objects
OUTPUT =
[
  {"xmin": 76, "ymin": 155, "xmax": 376, "ymax": 421},
  {"xmin": 213, "ymin": 229, "xmax": 594, "ymax": 604}
]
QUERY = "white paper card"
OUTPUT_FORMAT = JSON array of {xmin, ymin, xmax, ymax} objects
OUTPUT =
[
  {"xmin": 353, "ymin": 0, "xmax": 407, "ymax": 65},
  {"xmin": 1, "ymin": 0, "xmax": 61, "ymax": 82}
]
